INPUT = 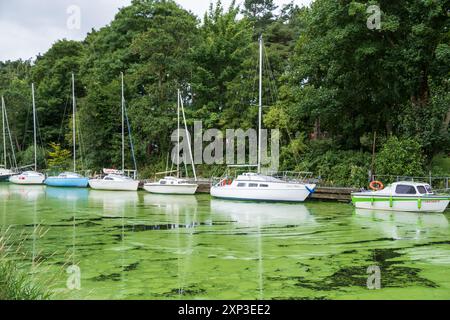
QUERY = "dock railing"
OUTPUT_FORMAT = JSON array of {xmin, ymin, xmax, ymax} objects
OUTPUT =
[{"xmin": 371, "ymin": 174, "xmax": 450, "ymax": 192}]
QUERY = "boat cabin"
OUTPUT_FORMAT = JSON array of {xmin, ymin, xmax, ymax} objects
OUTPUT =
[
  {"xmin": 158, "ymin": 177, "xmax": 189, "ymax": 185},
  {"xmin": 58, "ymin": 172, "xmax": 83, "ymax": 179},
  {"xmin": 379, "ymin": 181, "xmax": 434, "ymax": 196},
  {"xmin": 103, "ymin": 174, "xmax": 133, "ymax": 181}
]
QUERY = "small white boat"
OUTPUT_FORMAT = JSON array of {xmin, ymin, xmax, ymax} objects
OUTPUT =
[
  {"xmin": 88, "ymin": 174, "xmax": 139, "ymax": 191},
  {"xmin": 144, "ymin": 177, "xmax": 198, "ymax": 195},
  {"xmin": 0, "ymin": 168, "xmax": 14, "ymax": 182},
  {"xmin": 211, "ymin": 172, "xmax": 316, "ymax": 202},
  {"xmin": 143, "ymin": 89, "xmax": 198, "ymax": 195},
  {"xmin": 352, "ymin": 181, "xmax": 450, "ymax": 213},
  {"xmin": 10, "ymin": 84, "xmax": 45, "ymax": 185},
  {"xmin": 1, "ymin": 97, "xmax": 18, "ymax": 182},
  {"xmin": 9, "ymin": 171, "xmax": 45, "ymax": 185}
]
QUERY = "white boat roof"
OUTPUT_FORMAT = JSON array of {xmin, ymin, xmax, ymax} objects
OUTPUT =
[
  {"xmin": 59, "ymin": 172, "xmax": 83, "ymax": 178},
  {"xmin": 236, "ymin": 172, "xmax": 283, "ymax": 183},
  {"xmin": 390, "ymin": 181, "xmax": 431, "ymax": 187},
  {"xmin": 162, "ymin": 176, "xmax": 188, "ymax": 182},
  {"xmin": 21, "ymin": 171, "xmax": 44, "ymax": 176},
  {"xmin": 104, "ymin": 174, "xmax": 133, "ymax": 181}
]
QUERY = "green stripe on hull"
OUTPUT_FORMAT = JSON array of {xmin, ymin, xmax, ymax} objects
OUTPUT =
[{"xmin": 352, "ymin": 197, "xmax": 450, "ymax": 203}]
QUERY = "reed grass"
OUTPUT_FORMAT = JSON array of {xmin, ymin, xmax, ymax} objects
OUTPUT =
[{"xmin": 0, "ymin": 227, "xmax": 52, "ymax": 300}]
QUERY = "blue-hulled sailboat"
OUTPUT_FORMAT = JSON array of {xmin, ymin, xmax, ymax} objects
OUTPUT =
[{"xmin": 45, "ymin": 73, "xmax": 89, "ymax": 188}]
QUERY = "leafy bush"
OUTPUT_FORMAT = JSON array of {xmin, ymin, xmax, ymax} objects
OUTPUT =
[
  {"xmin": 297, "ymin": 144, "xmax": 371, "ymax": 187},
  {"xmin": 375, "ymin": 136, "xmax": 426, "ymax": 176}
]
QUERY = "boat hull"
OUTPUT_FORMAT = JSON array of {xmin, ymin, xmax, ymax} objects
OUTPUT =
[
  {"xmin": 45, "ymin": 177, "xmax": 89, "ymax": 188},
  {"xmin": 0, "ymin": 174, "xmax": 12, "ymax": 182},
  {"xmin": 9, "ymin": 175, "xmax": 45, "ymax": 185},
  {"xmin": 143, "ymin": 183, "xmax": 198, "ymax": 195},
  {"xmin": 210, "ymin": 184, "xmax": 315, "ymax": 202},
  {"xmin": 88, "ymin": 179, "xmax": 139, "ymax": 191},
  {"xmin": 352, "ymin": 195, "xmax": 450, "ymax": 213}
]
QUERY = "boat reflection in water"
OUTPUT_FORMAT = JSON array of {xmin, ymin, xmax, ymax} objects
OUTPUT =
[
  {"xmin": 45, "ymin": 187, "xmax": 89, "ymax": 202},
  {"xmin": 210, "ymin": 199, "xmax": 315, "ymax": 227},
  {"xmin": 3, "ymin": 184, "xmax": 46, "ymax": 201},
  {"xmin": 88, "ymin": 190, "xmax": 139, "ymax": 217},
  {"xmin": 354, "ymin": 208, "xmax": 449, "ymax": 240},
  {"xmin": 143, "ymin": 194, "xmax": 199, "ymax": 228},
  {"xmin": 209, "ymin": 199, "xmax": 315, "ymax": 300}
]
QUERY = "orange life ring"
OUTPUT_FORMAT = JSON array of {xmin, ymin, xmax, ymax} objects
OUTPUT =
[{"xmin": 369, "ymin": 181, "xmax": 384, "ymax": 191}]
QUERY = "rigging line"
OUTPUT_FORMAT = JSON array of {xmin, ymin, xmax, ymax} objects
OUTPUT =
[
  {"xmin": 21, "ymin": 101, "xmax": 31, "ymax": 148},
  {"xmin": 35, "ymin": 111, "xmax": 47, "ymax": 167},
  {"xmin": 4, "ymin": 103, "xmax": 18, "ymax": 169},
  {"xmin": 263, "ymin": 44, "xmax": 278, "ymax": 106},
  {"xmin": 251, "ymin": 45, "xmax": 259, "ymax": 106},
  {"xmin": 58, "ymin": 94, "xmax": 70, "ymax": 145},
  {"xmin": 76, "ymin": 112, "xmax": 85, "ymax": 172}
]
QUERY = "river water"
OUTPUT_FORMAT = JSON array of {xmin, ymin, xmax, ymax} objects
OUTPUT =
[{"xmin": 0, "ymin": 184, "xmax": 449, "ymax": 300}]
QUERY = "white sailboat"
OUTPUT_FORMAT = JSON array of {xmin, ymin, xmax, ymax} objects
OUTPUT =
[
  {"xmin": 45, "ymin": 73, "xmax": 89, "ymax": 188},
  {"xmin": 210, "ymin": 36, "xmax": 316, "ymax": 202},
  {"xmin": 0, "ymin": 96, "xmax": 16, "ymax": 181},
  {"xmin": 89, "ymin": 73, "xmax": 139, "ymax": 191},
  {"xmin": 144, "ymin": 90, "xmax": 198, "ymax": 195},
  {"xmin": 9, "ymin": 84, "xmax": 45, "ymax": 185}
]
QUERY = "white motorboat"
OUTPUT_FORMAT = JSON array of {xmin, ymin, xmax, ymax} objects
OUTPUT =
[
  {"xmin": 351, "ymin": 181, "xmax": 450, "ymax": 213},
  {"xmin": 9, "ymin": 171, "xmax": 45, "ymax": 185},
  {"xmin": 210, "ymin": 36, "xmax": 315, "ymax": 202},
  {"xmin": 144, "ymin": 90, "xmax": 198, "ymax": 195},
  {"xmin": 89, "ymin": 174, "xmax": 139, "ymax": 191},
  {"xmin": 144, "ymin": 176, "xmax": 198, "ymax": 195},
  {"xmin": 211, "ymin": 172, "xmax": 315, "ymax": 202}
]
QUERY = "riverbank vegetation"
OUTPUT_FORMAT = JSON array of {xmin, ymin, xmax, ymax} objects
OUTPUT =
[
  {"xmin": 0, "ymin": 0, "xmax": 449, "ymax": 187},
  {"xmin": 0, "ymin": 231, "xmax": 51, "ymax": 300}
]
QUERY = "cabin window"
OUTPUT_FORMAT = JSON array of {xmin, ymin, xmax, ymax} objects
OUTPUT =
[
  {"xmin": 260, "ymin": 184, "xmax": 269, "ymax": 188},
  {"xmin": 249, "ymin": 183, "xmax": 258, "ymax": 187},
  {"xmin": 425, "ymin": 185, "xmax": 432, "ymax": 193},
  {"xmin": 395, "ymin": 185, "xmax": 417, "ymax": 195},
  {"xmin": 417, "ymin": 186, "xmax": 427, "ymax": 194},
  {"xmin": 105, "ymin": 177, "xmax": 113, "ymax": 181},
  {"xmin": 160, "ymin": 181, "xmax": 167, "ymax": 185},
  {"xmin": 237, "ymin": 183, "xmax": 246, "ymax": 187}
]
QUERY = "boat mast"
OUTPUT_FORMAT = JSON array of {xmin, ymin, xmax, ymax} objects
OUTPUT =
[
  {"xmin": 1, "ymin": 96, "xmax": 6, "ymax": 168},
  {"xmin": 177, "ymin": 89, "xmax": 180, "ymax": 179},
  {"xmin": 121, "ymin": 72, "xmax": 125, "ymax": 173},
  {"xmin": 72, "ymin": 73, "xmax": 77, "ymax": 172},
  {"xmin": 257, "ymin": 35, "xmax": 263, "ymax": 174},
  {"xmin": 31, "ymin": 83, "xmax": 37, "ymax": 172}
]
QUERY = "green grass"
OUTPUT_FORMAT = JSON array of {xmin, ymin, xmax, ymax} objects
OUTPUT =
[
  {"xmin": 0, "ymin": 260, "xmax": 51, "ymax": 300},
  {"xmin": 0, "ymin": 230, "xmax": 52, "ymax": 300}
]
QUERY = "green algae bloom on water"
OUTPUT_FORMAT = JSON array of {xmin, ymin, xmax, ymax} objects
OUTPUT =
[{"xmin": 0, "ymin": 184, "xmax": 449, "ymax": 300}]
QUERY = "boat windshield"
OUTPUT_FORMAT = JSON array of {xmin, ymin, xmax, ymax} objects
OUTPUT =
[
  {"xmin": 60, "ymin": 172, "xmax": 82, "ymax": 178},
  {"xmin": 417, "ymin": 186, "xmax": 427, "ymax": 194}
]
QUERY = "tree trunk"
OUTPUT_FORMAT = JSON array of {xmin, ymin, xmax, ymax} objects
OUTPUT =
[{"xmin": 443, "ymin": 110, "xmax": 450, "ymax": 133}]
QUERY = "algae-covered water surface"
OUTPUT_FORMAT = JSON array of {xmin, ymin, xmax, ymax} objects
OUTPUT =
[{"xmin": 1, "ymin": 184, "xmax": 449, "ymax": 300}]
